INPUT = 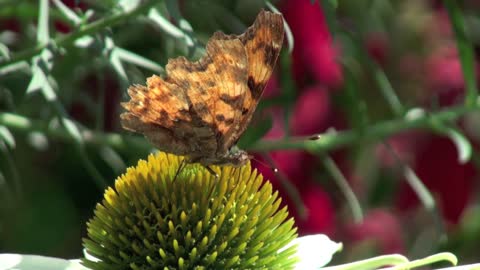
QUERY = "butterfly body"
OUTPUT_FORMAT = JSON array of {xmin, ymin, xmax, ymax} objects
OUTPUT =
[{"xmin": 121, "ymin": 10, "xmax": 284, "ymax": 166}]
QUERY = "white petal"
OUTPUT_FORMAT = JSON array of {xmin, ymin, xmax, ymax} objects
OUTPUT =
[
  {"xmin": 280, "ymin": 234, "xmax": 342, "ymax": 270},
  {"xmin": 0, "ymin": 254, "xmax": 90, "ymax": 270},
  {"xmin": 82, "ymin": 249, "xmax": 100, "ymax": 263}
]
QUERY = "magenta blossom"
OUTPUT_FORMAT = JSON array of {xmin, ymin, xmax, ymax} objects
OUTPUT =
[{"xmin": 282, "ymin": 0, "xmax": 343, "ymax": 89}]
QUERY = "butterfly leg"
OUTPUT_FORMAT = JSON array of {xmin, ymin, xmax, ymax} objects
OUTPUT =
[
  {"xmin": 205, "ymin": 166, "xmax": 219, "ymax": 179},
  {"xmin": 172, "ymin": 158, "xmax": 186, "ymax": 182}
]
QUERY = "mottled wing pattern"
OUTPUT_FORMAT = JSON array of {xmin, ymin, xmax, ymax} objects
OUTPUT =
[
  {"xmin": 121, "ymin": 10, "xmax": 284, "ymax": 165},
  {"xmin": 121, "ymin": 37, "xmax": 249, "ymax": 160},
  {"xmin": 213, "ymin": 10, "xmax": 284, "ymax": 151},
  {"xmin": 165, "ymin": 38, "xmax": 248, "ymax": 139}
]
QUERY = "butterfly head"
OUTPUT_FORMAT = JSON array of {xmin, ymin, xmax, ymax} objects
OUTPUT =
[{"xmin": 224, "ymin": 147, "xmax": 251, "ymax": 167}]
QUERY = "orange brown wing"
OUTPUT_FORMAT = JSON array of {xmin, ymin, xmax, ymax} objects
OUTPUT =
[
  {"xmin": 165, "ymin": 37, "xmax": 248, "ymax": 139},
  {"xmin": 121, "ymin": 37, "xmax": 249, "ymax": 159},
  {"xmin": 213, "ymin": 10, "xmax": 285, "ymax": 151}
]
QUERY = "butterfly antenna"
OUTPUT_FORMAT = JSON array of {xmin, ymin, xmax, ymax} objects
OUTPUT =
[
  {"xmin": 251, "ymin": 156, "xmax": 278, "ymax": 173},
  {"xmin": 172, "ymin": 159, "xmax": 186, "ymax": 183}
]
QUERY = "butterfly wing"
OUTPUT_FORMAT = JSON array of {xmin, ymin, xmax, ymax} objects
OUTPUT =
[
  {"xmin": 121, "ymin": 37, "xmax": 249, "ymax": 160},
  {"xmin": 213, "ymin": 10, "xmax": 285, "ymax": 152},
  {"xmin": 121, "ymin": 10, "xmax": 283, "ymax": 163}
]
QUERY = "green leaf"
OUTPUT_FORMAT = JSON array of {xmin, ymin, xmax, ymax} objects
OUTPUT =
[
  {"xmin": 0, "ymin": 126, "xmax": 15, "ymax": 149},
  {"xmin": 404, "ymin": 167, "xmax": 435, "ymax": 210},
  {"xmin": 52, "ymin": 0, "xmax": 81, "ymax": 25},
  {"xmin": 118, "ymin": 0, "xmax": 142, "ymax": 12},
  {"xmin": 372, "ymin": 61, "xmax": 404, "ymax": 116},
  {"xmin": 99, "ymin": 146, "xmax": 126, "ymax": 174},
  {"xmin": 37, "ymin": 0, "xmax": 50, "ymax": 44},
  {"xmin": 114, "ymin": 47, "xmax": 164, "ymax": 74},
  {"xmin": 0, "ymin": 43, "xmax": 9, "ymax": 59},
  {"xmin": 148, "ymin": 8, "xmax": 184, "ymax": 38},
  {"xmin": 26, "ymin": 66, "xmax": 45, "ymax": 94},
  {"xmin": 0, "ymin": 61, "xmax": 30, "ymax": 76},
  {"xmin": 445, "ymin": 127, "xmax": 472, "ymax": 164},
  {"xmin": 443, "ymin": 0, "xmax": 478, "ymax": 107},
  {"xmin": 110, "ymin": 49, "xmax": 128, "ymax": 82},
  {"xmin": 61, "ymin": 118, "xmax": 83, "ymax": 146},
  {"xmin": 73, "ymin": 35, "xmax": 95, "ymax": 48},
  {"xmin": 238, "ymin": 115, "xmax": 273, "ymax": 148}
]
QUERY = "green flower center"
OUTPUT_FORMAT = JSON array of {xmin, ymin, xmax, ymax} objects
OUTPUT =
[{"xmin": 82, "ymin": 152, "xmax": 298, "ymax": 270}]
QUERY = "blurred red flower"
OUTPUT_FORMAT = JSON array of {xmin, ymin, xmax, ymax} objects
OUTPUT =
[
  {"xmin": 291, "ymin": 85, "xmax": 331, "ymax": 136},
  {"xmin": 296, "ymin": 182, "xmax": 335, "ymax": 236},
  {"xmin": 282, "ymin": 0, "xmax": 343, "ymax": 89},
  {"xmin": 345, "ymin": 209, "xmax": 405, "ymax": 254},
  {"xmin": 396, "ymin": 136, "xmax": 476, "ymax": 224},
  {"xmin": 424, "ymin": 46, "xmax": 469, "ymax": 106}
]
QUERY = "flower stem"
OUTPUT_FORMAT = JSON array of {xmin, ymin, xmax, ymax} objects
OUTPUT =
[{"xmin": 249, "ymin": 104, "xmax": 480, "ymax": 153}]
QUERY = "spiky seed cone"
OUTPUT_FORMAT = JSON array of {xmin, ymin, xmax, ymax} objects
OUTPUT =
[{"xmin": 82, "ymin": 152, "xmax": 298, "ymax": 269}]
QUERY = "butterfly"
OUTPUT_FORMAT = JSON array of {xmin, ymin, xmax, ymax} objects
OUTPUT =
[{"xmin": 121, "ymin": 10, "xmax": 284, "ymax": 168}]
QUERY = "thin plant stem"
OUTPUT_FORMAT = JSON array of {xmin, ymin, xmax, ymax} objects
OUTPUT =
[
  {"xmin": 443, "ymin": 0, "xmax": 478, "ymax": 107},
  {"xmin": 261, "ymin": 153, "xmax": 306, "ymax": 219},
  {"xmin": 320, "ymin": 155, "xmax": 363, "ymax": 223},
  {"xmin": 383, "ymin": 141, "xmax": 446, "ymax": 240},
  {"xmin": 249, "ymin": 104, "xmax": 480, "ymax": 153}
]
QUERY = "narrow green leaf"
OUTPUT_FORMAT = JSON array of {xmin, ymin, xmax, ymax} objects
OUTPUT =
[
  {"xmin": 344, "ymin": 67, "xmax": 369, "ymax": 132},
  {"xmin": 0, "ymin": 61, "xmax": 30, "ymax": 76},
  {"xmin": 73, "ymin": 35, "xmax": 95, "ymax": 48},
  {"xmin": 115, "ymin": 47, "xmax": 164, "ymax": 74},
  {"xmin": 438, "ymin": 126, "xmax": 472, "ymax": 164},
  {"xmin": 165, "ymin": 0, "xmax": 196, "ymax": 50},
  {"xmin": 28, "ymin": 63, "xmax": 56, "ymax": 100},
  {"xmin": 0, "ymin": 43, "xmax": 10, "ymax": 59},
  {"xmin": 0, "ymin": 126, "xmax": 15, "ymax": 149},
  {"xmin": 61, "ymin": 118, "xmax": 83, "ymax": 145},
  {"xmin": 118, "ymin": 0, "xmax": 142, "ymax": 12},
  {"xmin": 148, "ymin": 8, "xmax": 184, "ymax": 38},
  {"xmin": 110, "ymin": 49, "xmax": 128, "ymax": 81},
  {"xmin": 321, "ymin": 155, "xmax": 363, "ymax": 223},
  {"xmin": 447, "ymin": 128, "xmax": 472, "ymax": 164},
  {"xmin": 404, "ymin": 167, "xmax": 435, "ymax": 210},
  {"xmin": 26, "ymin": 67, "xmax": 44, "ymax": 94},
  {"xmin": 52, "ymin": 0, "xmax": 81, "ymax": 25},
  {"xmin": 372, "ymin": 62, "xmax": 404, "ymax": 116},
  {"xmin": 99, "ymin": 146, "xmax": 126, "ymax": 174},
  {"xmin": 443, "ymin": 0, "xmax": 478, "ymax": 107},
  {"xmin": 37, "ymin": 0, "xmax": 50, "ymax": 44}
]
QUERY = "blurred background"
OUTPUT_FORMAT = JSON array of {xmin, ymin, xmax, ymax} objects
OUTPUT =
[{"xmin": 1, "ymin": 0, "xmax": 480, "ymax": 265}]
